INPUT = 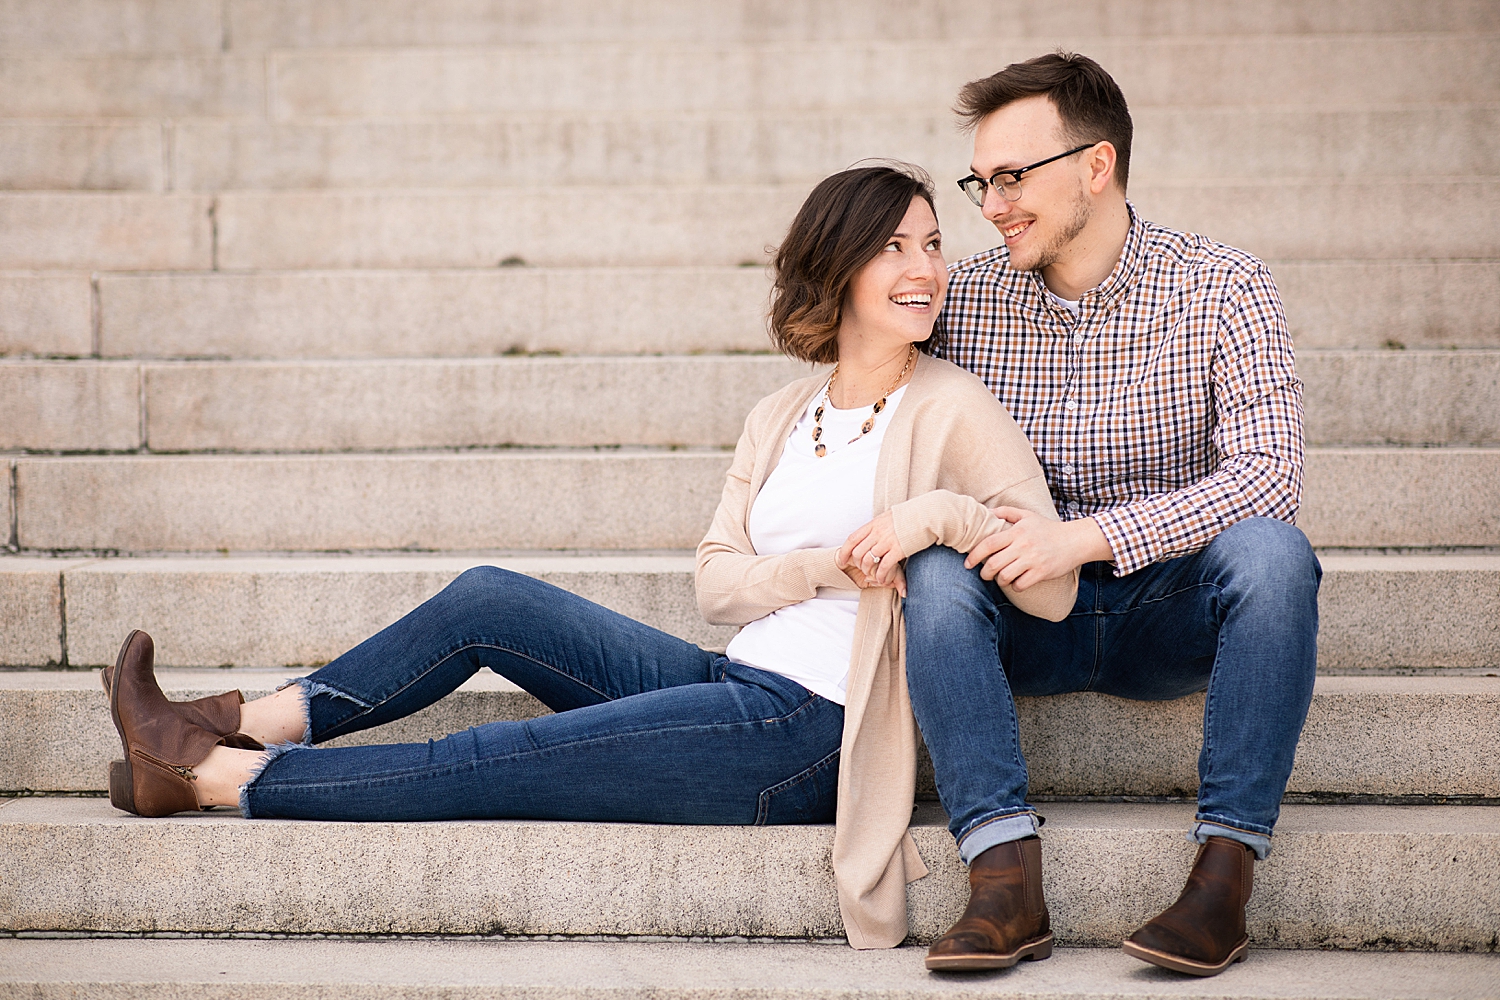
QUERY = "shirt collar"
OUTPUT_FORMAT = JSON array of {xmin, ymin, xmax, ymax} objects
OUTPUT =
[{"xmin": 1018, "ymin": 200, "xmax": 1148, "ymax": 318}]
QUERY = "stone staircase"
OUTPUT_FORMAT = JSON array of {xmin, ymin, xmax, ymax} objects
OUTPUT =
[{"xmin": 1, "ymin": 0, "xmax": 1497, "ymax": 995}]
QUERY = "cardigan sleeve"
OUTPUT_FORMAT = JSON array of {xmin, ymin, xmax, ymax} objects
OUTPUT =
[
  {"xmin": 695, "ymin": 411, "xmax": 859, "ymax": 628},
  {"xmin": 888, "ymin": 482, "xmax": 1077, "ymax": 623}
]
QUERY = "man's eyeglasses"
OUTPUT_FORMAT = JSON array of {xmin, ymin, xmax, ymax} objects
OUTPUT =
[{"xmin": 957, "ymin": 144, "xmax": 1096, "ymax": 207}]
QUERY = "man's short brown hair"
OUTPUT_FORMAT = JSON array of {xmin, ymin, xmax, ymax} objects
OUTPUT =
[
  {"xmin": 955, "ymin": 51, "xmax": 1134, "ymax": 191},
  {"xmin": 770, "ymin": 163, "xmax": 937, "ymax": 365}
]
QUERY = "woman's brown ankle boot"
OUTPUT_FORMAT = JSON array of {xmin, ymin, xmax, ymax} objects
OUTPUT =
[
  {"xmin": 99, "ymin": 656, "xmax": 264, "ymax": 751},
  {"xmin": 106, "ymin": 630, "xmax": 232, "ymax": 817},
  {"xmin": 1122, "ymin": 836, "xmax": 1254, "ymax": 976}
]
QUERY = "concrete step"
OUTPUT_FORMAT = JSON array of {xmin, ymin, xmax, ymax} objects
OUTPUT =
[
  {"xmin": 0, "ymin": 194, "xmax": 211, "ymax": 271},
  {"xmin": 10, "ymin": 107, "xmax": 1497, "ymax": 193},
  {"xmin": 265, "ymin": 37, "xmax": 1500, "ymax": 118},
  {"xmin": 4, "ymin": 667, "xmax": 1495, "ymax": 798},
  {"xmin": 199, "ymin": 182, "xmax": 1500, "ymax": 273},
  {"xmin": 0, "ymin": 272, "xmax": 92, "ymax": 358},
  {"xmin": 6, "ymin": 0, "xmax": 1499, "ymax": 54},
  {"xmin": 4, "ymin": 351, "xmax": 1497, "ymax": 453},
  {"xmin": 1, "ymin": 797, "xmax": 1494, "ymax": 949},
  {"xmin": 3, "ymin": 38, "xmax": 1495, "ymax": 122},
  {"xmin": 1, "ymin": 553, "xmax": 1495, "ymax": 672},
  {"xmin": 8, "ymin": 447, "xmax": 1499, "ymax": 553},
  {"xmin": 4, "ymin": 940, "xmax": 1498, "ymax": 1000},
  {"xmin": 0, "ymin": 262, "xmax": 1475, "ymax": 362}
]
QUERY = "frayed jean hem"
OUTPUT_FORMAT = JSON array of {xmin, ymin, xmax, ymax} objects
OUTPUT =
[
  {"xmin": 237, "ymin": 741, "xmax": 308, "ymax": 818},
  {"xmin": 957, "ymin": 810, "xmax": 1041, "ymax": 865},
  {"xmin": 1190, "ymin": 819, "xmax": 1271, "ymax": 860},
  {"xmin": 277, "ymin": 675, "xmax": 369, "ymax": 745}
]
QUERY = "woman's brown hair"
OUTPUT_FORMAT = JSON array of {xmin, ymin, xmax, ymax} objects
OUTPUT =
[{"xmin": 770, "ymin": 163, "xmax": 937, "ymax": 365}]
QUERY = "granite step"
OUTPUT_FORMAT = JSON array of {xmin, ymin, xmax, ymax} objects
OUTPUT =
[
  {"xmin": 8, "ymin": 107, "xmax": 1500, "ymax": 193},
  {"xmin": 5, "ymin": 447, "xmax": 1498, "ymax": 553},
  {"xmin": 2, "ymin": 553, "xmax": 1496, "ymax": 673},
  {"xmin": 3, "ymin": 351, "xmax": 1497, "ymax": 453},
  {"xmin": 1, "ymin": 262, "xmax": 1488, "ymax": 362},
  {"xmin": 5, "ymin": 0, "xmax": 1498, "ymax": 54},
  {"xmin": 2, "ymin": 938, "xmax": 1497, "ymax": 1000},
  {"xmin": 3, "ymin": 36, "xmax": 1498, "ymax": 120},
  {"xmin": 1, "ymin": 797, "xmax": 1495, "ymax": 949},
  {"xmin": 3, "ymin": 668, "xmax": 1495, "ymax": 799},
  {"xmin": 206, "ymin": 181, "xmax": 1500, "ymax": 272}
]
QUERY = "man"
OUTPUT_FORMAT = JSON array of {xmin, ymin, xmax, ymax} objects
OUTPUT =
[{"xmin": 904, "ymin": 52, "xmax": 1319, "ymax": 977}]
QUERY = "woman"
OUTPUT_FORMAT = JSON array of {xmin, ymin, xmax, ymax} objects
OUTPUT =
[{"xmin": 103, "ymin": 164, "xmax": 1077, "ymax": 950}]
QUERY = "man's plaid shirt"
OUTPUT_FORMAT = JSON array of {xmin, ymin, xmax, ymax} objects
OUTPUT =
[{"xmin": 933, "ymin": 204, "xmax": 1304, "ymax": 576}]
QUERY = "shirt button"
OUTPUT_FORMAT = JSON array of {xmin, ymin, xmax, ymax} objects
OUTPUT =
[
  {"xmin": 1067, "ymin": 501, "xmax": 1081, "ymax": 514},
  {"xmin": 1061, "ymin": 463, "xmax": 1075, "ymax": 475},
  {"xmin": 1073, "ymin": 334, "xmax": 1084, "ymax": 347},
  {"xmin": 1064, "ymin": 398, "xmax": 1078, "ymax": 412}
]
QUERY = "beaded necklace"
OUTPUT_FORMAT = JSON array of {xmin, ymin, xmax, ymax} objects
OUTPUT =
[{"xmin": 811, "ymin": 344, "xmax": 916, "ymax": 458}]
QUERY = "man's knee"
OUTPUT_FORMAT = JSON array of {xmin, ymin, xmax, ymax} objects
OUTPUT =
[
  {"xmin": 1208, "ymin": 518, "xmax": 1321, "ymax": 597},
  {"xmin": 905, "ymin": 546, "xmax": 986, "ymax": 612}
]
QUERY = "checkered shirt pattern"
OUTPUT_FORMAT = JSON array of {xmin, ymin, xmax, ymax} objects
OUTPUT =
[{"xmin": 933, "ymin": 204, "xmax": 1305, "ymax": 576}]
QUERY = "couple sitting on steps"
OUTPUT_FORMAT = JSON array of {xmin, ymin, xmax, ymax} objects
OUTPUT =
[{"xmin": 103, "ymin": 52, "xmax": 1318, "ymax": 978}]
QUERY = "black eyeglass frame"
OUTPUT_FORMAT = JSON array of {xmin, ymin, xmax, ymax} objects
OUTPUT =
[{"xmin": 957, "ymin": 143, "xmax": 1097, "ymax": 207}]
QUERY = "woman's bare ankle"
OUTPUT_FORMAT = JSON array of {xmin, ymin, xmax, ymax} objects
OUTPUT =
[
  {"xmin": 192, "ymin": 745, "xmax": 266, "ymax": 809},
  {"xmin": 238, "ymin": 684, "xmax": 309, "ymax": 746}
]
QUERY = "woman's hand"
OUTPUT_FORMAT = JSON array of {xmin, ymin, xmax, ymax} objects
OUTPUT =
[{"xmin": 837, "ymin": 512, "xmax": 908, "ymax": 595}]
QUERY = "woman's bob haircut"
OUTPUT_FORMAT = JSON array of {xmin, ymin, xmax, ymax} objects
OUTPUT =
[{"xmin": 770, "ymin": 162, "xmax": 938, "ymax": 365}]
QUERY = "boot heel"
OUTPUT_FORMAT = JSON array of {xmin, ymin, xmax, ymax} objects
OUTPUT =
[
  {"xmin": 107, "ymin": 758, "xmax": 136, "ymax": 814},
  {"xmin": 118, "ymin": 752, "xmax": 201, "ymax": 817},
  {"xmin": 1023, "ymin": 935, "xmax": 1054, "ymax": 961}
]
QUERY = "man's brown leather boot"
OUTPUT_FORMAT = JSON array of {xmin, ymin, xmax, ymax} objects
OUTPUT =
[
  {"xmin": 106, "ymin": 630, "xmax": 231, "ymax": 817},
  {"xmin": 1123, "ymin": 836, "xmax": 1254, "ymax": 976},
  {"xmin": 100, "ymin": 667, "xmax": 263, "ymax": 751},
  {"xmin": 925, "ymin": 836, "xmax": 1052, "ymax": 971}
]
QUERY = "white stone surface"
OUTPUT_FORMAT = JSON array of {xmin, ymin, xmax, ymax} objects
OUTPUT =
[
  {"xmin": 265, "ymin": 38, "xmax": 1500, "ymax": 118},
  {"xmin": 0, "ymin": 194, "xmax": 212, "ymax": 271},
  {"xmin": 0, "ymin": 272, "xmax": 92, "ymax": 357},
  {"xmin": 0, "ymin": 55, "xmax": 264, "ymax": 118},
  {"xmin": 0, "ymin": 122, "xmax": 163, "ymax": 191},
  {"xmin": 1, "ymin": 799, "xmax": 1496, "ymax": 948},
  {"xmin": 0, "ymin": 0, "xmax": 222, "ymax": 54},
  {"xmin": 0, "ymin": 360, "xmax": 140, "ymax": 451},
  {"xmin": 97, "ymin": 267, "xmax": 775, "ymax": 358},
  {"xmin": 1297, "ymin": 449, "xmax": 1500, "ymax": 549},
  {"xmin": 2, "ymin": 938, "xmax": 1498, "ymax": 999}
]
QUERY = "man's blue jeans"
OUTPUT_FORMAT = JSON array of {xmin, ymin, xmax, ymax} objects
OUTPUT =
[
  {"xmin": 242, "ymin": 566, "xmax": 845, "ymax": 824},
  {"xmin": 902, "ymin": 517, "xmax": 1320, "ymax": 862}
]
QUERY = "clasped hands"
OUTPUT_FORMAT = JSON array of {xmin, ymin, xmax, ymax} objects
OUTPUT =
[{"xmin": 836, "ymin": 506, "xmax": 1110, "ymax": 598}]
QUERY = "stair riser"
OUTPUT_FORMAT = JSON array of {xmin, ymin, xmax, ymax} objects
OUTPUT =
[
  {"xmin": 11, "ymin": 109, "xmax": 1500, "ymax": 193},
  {"xmin": 6, "ymin": 0, "xmax": 1498, "ymax": 54},
  {"xmin": 0, "ymin": 262, "xmax": 1482, "ymax": 362},
  {"xmin": 10, "ymin": 449, "xmax": 1500, "ymax": 552},
  {"xmin": 4, "ymin": 352, "xmax": 1497, "ymax": 453},
  {"xmin": 5, "ymin": 677, "xmax": 1494, "ymax": 797},
  {"xmin": 3, "ymin": 557, "xmax": 1496, "ymax": 671},
  {"xmin": 1, "ymin": 799, "xmax": 1493, "ymax": 949}
]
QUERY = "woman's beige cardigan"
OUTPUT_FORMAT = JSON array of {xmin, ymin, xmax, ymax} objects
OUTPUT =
[{"xmin": 695, "ymin": 352, "xmax": 1079, "ymax": 949}]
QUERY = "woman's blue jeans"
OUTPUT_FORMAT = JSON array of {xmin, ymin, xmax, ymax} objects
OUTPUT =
[
  {"xmin": 902, "ymin": 517, "xmax": 1321, "ymax": 862},
  {"xmin": 242, "ymin": 566, "xmax": 845, "ymax": 825}
]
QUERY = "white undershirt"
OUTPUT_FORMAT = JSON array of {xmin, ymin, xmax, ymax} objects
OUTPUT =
[
  {"xmin": 724, "ymin": 383, "xmax": 908, "ymax": 705},
  {"xmin": 1048, "ymin": 289, "xmax": 1081, "ymax": 316}
]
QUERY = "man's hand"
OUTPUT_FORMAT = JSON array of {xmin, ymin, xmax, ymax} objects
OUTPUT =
[
  {"xmin": 966, "ymin": 507, "xmax": 1114, "ymax": 590},
  {"xmin": 838, "ymin": 511, "xmax": 908, "ymax": 596}
]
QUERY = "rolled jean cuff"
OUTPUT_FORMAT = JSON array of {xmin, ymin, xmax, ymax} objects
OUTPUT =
[
  {"xmin": 957, "ymin": 810, "xmax": 1040, "ymax": 865},
  {"xmin": 1190, "ymin": 820, "xmax": 1271, "ymax": 860}
]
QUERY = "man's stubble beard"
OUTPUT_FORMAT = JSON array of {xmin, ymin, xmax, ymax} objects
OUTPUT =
[{"xmin": 1012, "ymin": 182, "xmax": 1093, "ymax": 274}]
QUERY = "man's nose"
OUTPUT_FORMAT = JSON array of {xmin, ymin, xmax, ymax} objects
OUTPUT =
[{"xmin": 981, "ymin": 183, "xmax": 1009, "ymax": 223}]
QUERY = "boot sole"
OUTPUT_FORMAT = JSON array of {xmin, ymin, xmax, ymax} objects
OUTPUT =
[
  {"xmin": 925, "ymin": 932, "xmax": 1053, "ymax": 971},
  {"xmin": 1122, "ymin": 936, "xmax": 1249, "ymax": 976}
]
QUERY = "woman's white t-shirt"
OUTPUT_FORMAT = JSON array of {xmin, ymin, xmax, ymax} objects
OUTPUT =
[{"xmin": 723, "ymin": 383, "xmax": 908, "ymax": 705}]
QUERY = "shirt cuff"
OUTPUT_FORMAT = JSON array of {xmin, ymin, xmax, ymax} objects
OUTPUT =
[{"xmin": 1090, "ymin": 505, "xmax": 1159, "ymax": 577}]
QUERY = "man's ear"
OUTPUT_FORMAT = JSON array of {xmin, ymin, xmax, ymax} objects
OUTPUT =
[{"xmin": 1086, "ymin": 142, "xmax": 1117, "ymax": 196}]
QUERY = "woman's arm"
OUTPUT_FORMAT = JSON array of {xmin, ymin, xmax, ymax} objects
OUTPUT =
[
  {"xmin": 884, "ymin": 483, "xmax": 1077, "ymax": 622},
  {"xmin": 695, "ymin": 416, "xmax": 858, "ymax": 627}
]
